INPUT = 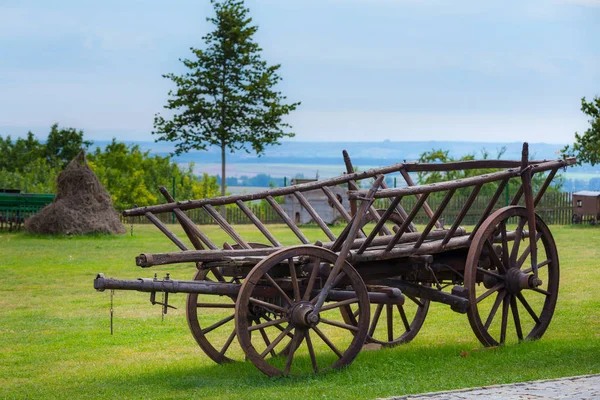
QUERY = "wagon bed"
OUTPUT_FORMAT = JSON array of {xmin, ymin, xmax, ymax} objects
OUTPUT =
[{"xmin": 95, "ymin": 143, "xmax": 574, "ymax": 376}]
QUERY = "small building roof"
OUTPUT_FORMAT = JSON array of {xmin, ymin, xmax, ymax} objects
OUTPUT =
[{"xmin": 573, "ymin": 191, "xmax": 600, "ymax": 197}]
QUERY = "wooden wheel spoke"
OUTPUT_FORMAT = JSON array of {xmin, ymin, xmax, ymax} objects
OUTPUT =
[
  {"xmin": 510, "ymin": 295, "xmax": 523, "ymax": 340},
  {"xmin": 259, "ymin": 324, "xmax": 293, "ymax": 359},
  {"xmin": 305, "ymin": 329, "xmax": 319, "ymax": 373},
  {"xmin": 386, "ymin": 304, "xmax": 394, "ymax": 341},
  {"xmin": 517, "ymin": 232, "xmax": 543, "ymax": 269},
  {"xmin": 289, "ymin": 258, "xmax": 301, "ymax": 302},
  {"xmin": 248, "ymin": 316, "xmax": 290, "ymax": 332},
  {"xmin": 264, "ymin": 273, "xmax": 293, "ymax": 306},
  {"xmin": 397, "ymin": 304, "xmax": 411, "ymax": 332},
  {"xmin": 369, "ymin": 304, "xmax": 384, "ymax": 337},
  {"xmin": 321, "ymin": 298, "xmax": 359, "ymax": 312},
  {"xmin": 516, "ymin": 292, "xmax": 541, "ymax": 324},
  {"xmin": 201, "ymin": 314, "xmax": 234, "ymax": 335},
  {"xmin": 484, "ymin": 291, "xmax": 506, "ymax": 330},
  {"xmin": 249, "ymin": 297, "xmax": 289, "ymax": 314},
  {"xmin": 219, "ymin": 328, "xmax": 237, "ymax": 356},
  {"xmin": 531, "ymin": 287, "xmax": 551, "ymax": 296},
  {"xmin": 320, "ymin": 318, "xmax": 359, "ymax": 332},
  {"xmin": 510, "ymin": 218, "xmax": 527, "ymax": 265},
  {"xmin": 523, "ymin": 259, "xmax": 551, "ymax": 274},
  {"xmin": 255, "ymin": 319, "xmax": 277, "ymax": 358},
  {"xmin": 476, "ymin": 282, "xmax": 504, "ymax": 304},
  {"xmin": 500, "ymin": 221, "xmax": 510, "ymax": 270},
  {"xmin": 284, "ymin": 329, "xmax": 304, "ymax": 374},
  {"xmin": 311, "ymin": 271, "xmax": 348, "ymax": 304},
  {"xmin": 313, "ymin": 325, "xmax": 343, "ymax": 358},
  {"xmin": 485, "ymin": 239, "xmax": 507, "ymax": 273},
  {"xmin": 500, "ymin": 293, "xmax": 510, "ymax": 343},
  {"xmin": 476, "ymin": 267, "xmax": 503, "ymax": 280},
  {"xmin": 196, "ymin": 302, "xmax": 235, "ymax": 308},
  {"xmin": 405, "ymin": 293, "xmax": 425, "ymax": 308},
  {"xmin": 262, "ymin": 315, "xmax": 294, "ymax": 338},
  {"xmin": 303, "ymin": 257, "xmax": 321, "ymax": 301}
]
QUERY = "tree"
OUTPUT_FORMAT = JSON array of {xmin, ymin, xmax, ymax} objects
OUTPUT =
[
  {"xmin": 153, "ymin": 0, "xmax": 300, "ymax": 203},
  {"xmin": 45, "ymin": 123, "xmax": 93, "ymax": 168},
  {"xmin": 562, "ymin": 96, "xmax": 600, "ymax": 166}
]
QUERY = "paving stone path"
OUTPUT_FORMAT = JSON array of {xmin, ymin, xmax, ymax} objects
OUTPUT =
[{"xmin": 381, "ymin": 374, "xmax": 600, "ymax": 400}]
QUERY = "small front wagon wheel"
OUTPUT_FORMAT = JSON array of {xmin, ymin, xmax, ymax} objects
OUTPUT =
[
  {"xmin": 465, "ymin": 206, "xmax": 559, "ymax": 347},
  {"xmin": 235, "ymin": 246, "xmax": 370, "ymax": 376}
]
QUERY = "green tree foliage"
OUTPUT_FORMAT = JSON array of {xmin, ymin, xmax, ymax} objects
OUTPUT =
[
  {"xmin": 153, "ymin": 0, "xmax": 300, "ymax": 199},
  {"xmin": 87, "ymin": 139, "xmax": 221, "ymax": 210},
  {"xmin": 45, "ymin": 123, "xmax": 93, "ymax": 168},
  {"xmin": 1, "ymin": 126, "xmax": 221, "ymax": 208},
  {"xmin": 562, "ymin": 96, "xmax": 600, "ymax": 166},
  {"xmin": 416, "ymin": 147, "xmax": 562, "ymax": 197}
]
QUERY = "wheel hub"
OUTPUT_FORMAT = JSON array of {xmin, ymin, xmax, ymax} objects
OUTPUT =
[
  {"xmin": 504, "ymin": 267, "xmax": 542, "ymax": 294},
  {"xmin": 290, "ymin": 302, "xmax": 318, "ymax": 328}
]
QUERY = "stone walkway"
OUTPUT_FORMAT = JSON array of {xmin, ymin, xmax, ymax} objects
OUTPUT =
[{"xmin": 381, "ymin": 374, "xmax": 600, "ymax": 400}]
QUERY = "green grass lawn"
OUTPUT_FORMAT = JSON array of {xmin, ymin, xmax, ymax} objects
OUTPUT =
[{"xmin": 1, "ymin": 223, "xmax": 599, "ymax": 399}]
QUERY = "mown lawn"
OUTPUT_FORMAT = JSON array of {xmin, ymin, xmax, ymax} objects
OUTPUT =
[{"xmin": 0, "ymin": 223, "xmax": 599, "ymax": 400}]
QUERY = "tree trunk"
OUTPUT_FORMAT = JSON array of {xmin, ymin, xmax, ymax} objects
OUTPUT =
[{"xmin": 220, "ymin": 142, "xmax": 226, "ymax": 217}]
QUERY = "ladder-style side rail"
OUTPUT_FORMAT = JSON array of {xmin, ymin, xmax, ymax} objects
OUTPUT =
[
  {"xmin": 144, "ymin": 211, "xmax": 188, "ymax": 251},
  {"xmin": 440, "ymin": 184, "xmax": 482, "ymax": 248},
  {"xmin": 356, "ymin": 196, "xmax": 404, "ymax": 254},
  {"xmin": 293, "ymin": 192, "xmax": 336, "ymax": 241},
  {"xmin": 235, "ymin": 200, "xmax": 282, "ymax": 247},
  {"xmin": 399, "ymin": 169, "xmax": 440, "ymax": 229},
  {"xmin": 468, "ymin": 178, "xmax": 509, "ymax": 241},
  {"xmin": 413, "ymin": 188, "xmax": 457, "ymax": 249},
  {"xmin": 203, "ymin": 204, "xmax": 251, "ymax": 249},
  {"xmin": 320, "ymin": 186, "xmax": 367, "ymax": 239},
  {"xmin": 534, "ymin": 167, "xmax": 559, "ymax": 207},
  {"xmin": 159, "ymin": 186, "xmax": 206, "ymax": 251},
  {"xmin": 385, "ymin": 194, "xmax": 430, "ymax": 252},
  {"xmin": 265, "ymin": 196, "xmax": 311, "ymax": 244}
]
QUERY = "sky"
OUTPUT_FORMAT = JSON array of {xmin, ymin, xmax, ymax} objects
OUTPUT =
[{"xmin": 1, "ymin": 0, "xmax": 599, "ymax": 144}]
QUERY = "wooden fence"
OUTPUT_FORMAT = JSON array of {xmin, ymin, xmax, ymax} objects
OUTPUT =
[{"xmin": 121, "ymin": 191, "xmax": 573, "ymax": 226}]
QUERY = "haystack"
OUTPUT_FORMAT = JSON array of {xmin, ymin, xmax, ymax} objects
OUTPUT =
[{"xmin": 25, "ymin": 151, "xmax": 126, "ymax": 235}]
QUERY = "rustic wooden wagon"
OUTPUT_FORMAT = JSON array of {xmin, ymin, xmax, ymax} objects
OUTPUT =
[{"xmin": 94, "ymin": 143, "xmax": 574, "ymax": 376}]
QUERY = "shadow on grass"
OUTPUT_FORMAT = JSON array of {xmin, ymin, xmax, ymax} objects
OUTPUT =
[{"xmin": 97, "ymin": 338, "xmax": 600, "ymax": 399}]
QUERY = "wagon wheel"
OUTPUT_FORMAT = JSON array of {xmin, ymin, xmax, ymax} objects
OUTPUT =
[
  {"xmin": 235, "ymin": 245, "xmax": 370, "ymax": 376},
  {"xmin": 340, "ymin": 210, "xmax": 430, "ymax": 347},
  {"xmin": 186, "ymin": 243, "xmax": 270, "ymax": 364},
  {"xmin": 465, "ymin": 206, "xmax": 559, "ymax": 347},
  {"xmin": 340, "ymin": 284, "xmax": 430, "ymax": 347}
]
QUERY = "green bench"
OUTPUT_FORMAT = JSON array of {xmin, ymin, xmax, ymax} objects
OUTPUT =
[{"xmin": 0, "ymin": 192, "xmax": 55, "ymax": 231}]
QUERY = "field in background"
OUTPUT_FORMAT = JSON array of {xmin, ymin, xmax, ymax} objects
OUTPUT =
[{"xmin": 1, "ymin": 224, "xmax": 599, "ymax": 399}]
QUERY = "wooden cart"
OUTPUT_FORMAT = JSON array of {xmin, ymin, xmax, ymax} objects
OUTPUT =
[{"xmin": 94, "ymin": 143, "xmax": 574, "ymax": 376}]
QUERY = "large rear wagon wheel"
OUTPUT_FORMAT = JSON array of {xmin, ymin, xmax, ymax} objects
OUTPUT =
[
  {"xmin": 235, "ymin": 246, "xmax": 370, "ymax": 376},
  {"xmin": 465, "ymin": 206, "xmax": 559, "ymax": 347}
]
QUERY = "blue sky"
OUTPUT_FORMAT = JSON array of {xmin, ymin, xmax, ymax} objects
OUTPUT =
[{"xmin": 1, "ymin": 0, "xmax": 598, "ymax": 144}]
